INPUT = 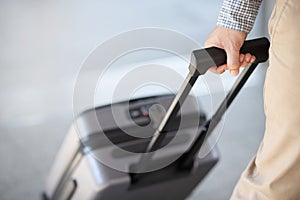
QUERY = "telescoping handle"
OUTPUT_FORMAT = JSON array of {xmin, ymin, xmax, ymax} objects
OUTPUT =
[
  {"xmin": 189, "ymin": 37, "xmax": 270, "ymax": 75},
  {"xmin": 133, "ymin": 37, "xmax": 270, "ymax": 175},
  {"xmin": 178, "ymin": 37, "xmax": 270, "ymax": 169},
  {"xmin": 145, "ymin": 37, "xmax": 270, "ymax": 154}
]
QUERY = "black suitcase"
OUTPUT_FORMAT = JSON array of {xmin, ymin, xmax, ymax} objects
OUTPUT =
[{"xmin": 44, "ymin": 37, "xmax": 269, "ymax": 200}]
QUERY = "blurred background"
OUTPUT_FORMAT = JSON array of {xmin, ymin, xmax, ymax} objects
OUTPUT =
[{"xmin": 0, "ymin": 0, "xmax": 275, "ymax": 199}]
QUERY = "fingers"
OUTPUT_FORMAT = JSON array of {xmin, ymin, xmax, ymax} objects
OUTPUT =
[
  {"xmin": 204, "ymin": 26, "xmax": 251, "ymax": 76},
  {"xmin": 209, "ymin": 64, "xmax": 227, "ymax": 74},
  {"xmin": 224, "ymin": 46, "xmax": 257, "ymax": 76},
  {"xmin": 240, "ymin": 53, "xmax": 256, "ymax": 68},
  {"xmin": 209, "ymin": 53, "xmax": 256, "ymax": 75},
  {"xmin": 225, "ymin": 47, "xmax": 241, "ymax": 76}
]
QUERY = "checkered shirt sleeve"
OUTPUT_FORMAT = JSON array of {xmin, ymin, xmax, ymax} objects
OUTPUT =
[{"xmin": 217, "ymin": 0, "xmax": 263, "ymax": 33}]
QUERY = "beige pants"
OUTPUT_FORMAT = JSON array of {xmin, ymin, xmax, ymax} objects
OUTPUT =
[{"xmin": 231, "ymin": 0, "xmax": 300, "ymax": 199}]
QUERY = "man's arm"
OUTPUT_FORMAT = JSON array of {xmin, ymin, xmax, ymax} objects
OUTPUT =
[
  {"xmin": 206, "ymin": 0, "xmax": 263, "ymax": 76},
  {"xmin": 218, "ymin": 0, "xmax": 263, "ymax": 33}
]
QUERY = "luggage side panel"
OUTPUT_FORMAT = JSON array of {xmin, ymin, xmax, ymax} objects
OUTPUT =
[{"xmin": 44, "ymin": 125, "xmax": 81, "ymax": 198}]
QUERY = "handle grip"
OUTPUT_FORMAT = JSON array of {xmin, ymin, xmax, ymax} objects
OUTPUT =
[{"xmin": 189, "ymin": 37, "xmax": 270, "ymax": 75}]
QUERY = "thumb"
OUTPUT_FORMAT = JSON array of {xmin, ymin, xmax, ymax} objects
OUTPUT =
[{"xmin": 225, "ymin": 48, "xmax": 240, "ymax": 76}]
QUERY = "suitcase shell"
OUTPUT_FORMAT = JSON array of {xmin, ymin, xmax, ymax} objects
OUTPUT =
[
  {"xmin": 44, "ymin": 37, "xmax": 270, "ymax": 200},
  {"xmin": 44, "ymin": 95, "xmax": 219, "ymax": 200}
]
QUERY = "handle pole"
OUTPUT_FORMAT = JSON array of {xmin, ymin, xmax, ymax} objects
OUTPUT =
[
  {"xmin": 178, "ymin": 62, "xmax": 259, "ymax": 169},
  {"xmin": 131, "ymin": 70, "xmax": 199, "ymax": 174},
  {"xmin": 131, "ymin": 37, "xmax": 270, "ymax": 176}
]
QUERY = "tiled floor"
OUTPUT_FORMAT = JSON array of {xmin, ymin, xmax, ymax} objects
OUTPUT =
[{"xmin": 0, "ymin": 1, "xmax": 272, "ymax": 199}]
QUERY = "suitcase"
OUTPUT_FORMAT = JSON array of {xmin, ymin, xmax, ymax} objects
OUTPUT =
[{"xmin": 43, "ymin": 37, "xmax": 270, "ymax": 200}]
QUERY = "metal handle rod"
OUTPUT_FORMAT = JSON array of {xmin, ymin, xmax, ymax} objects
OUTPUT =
[
  {"xmin": 179, "ymin": 62, "xmax": 259, "ymax": 169},
  {"xmin": 132, "ymin": 68, "xmax": 199, "ymax": 172},
  {"xmin": 146, "ymin": 68, "xmax": 199, "ymax": 153}
]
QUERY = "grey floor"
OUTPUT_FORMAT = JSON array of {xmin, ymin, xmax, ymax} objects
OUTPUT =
[{"xmin": 0, "ymin": 1, "xmax": 273, "ymax": 199}]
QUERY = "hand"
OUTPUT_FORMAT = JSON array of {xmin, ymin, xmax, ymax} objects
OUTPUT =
[{"xmin": 205, "ymin": 26, "xmax": 256, "ymax": 76}]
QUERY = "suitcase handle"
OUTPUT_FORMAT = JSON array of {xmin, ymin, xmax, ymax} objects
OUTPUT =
[
  {"xmin": 189, "ymin": 37, "xmax": 270, "ymax": 75},
  {"xmin": 131, "ymin": 37, "xmax": 270, "ymax": 177},
  {"xmin": 145, "ymin": 37, "xmax": 270, "ymax": 153}
]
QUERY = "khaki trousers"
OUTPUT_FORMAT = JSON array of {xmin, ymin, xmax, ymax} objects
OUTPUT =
[{"xmin": 231, "ymin": 0, "xmax": 300, "ymax": 199}]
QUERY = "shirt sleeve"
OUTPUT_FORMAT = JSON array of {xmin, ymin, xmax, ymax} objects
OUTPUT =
[{"xmin": 217, "ymin": 0, "xmax": 263, "ymax": 33}]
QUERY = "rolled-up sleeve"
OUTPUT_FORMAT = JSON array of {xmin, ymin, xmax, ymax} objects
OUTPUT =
[{"xmin": 217, "ymin": 0, "xmax": 263, "ymax": 33}]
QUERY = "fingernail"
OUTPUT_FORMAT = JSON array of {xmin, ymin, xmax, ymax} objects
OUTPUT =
[
  {"xmin": 220, "ymin": 69, "xmax": 225, "ymax": 74},
  {"xmin": 250, "ymin": 57, "xmax": 255, "ymax": 63},
  {"xmin": 246, "ymin": 57, "xmax": 250, "ymax": 62},
  {"xmin": 240, "ymin": 55, "xmax": 244, "ymax": 63},
  {"xmin": 230, "ymin": 70, "xmax": 238, "ymax": 76}
]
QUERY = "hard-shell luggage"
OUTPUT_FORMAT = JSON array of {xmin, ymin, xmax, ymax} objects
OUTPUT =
[{"xmin": 43, "ymin": 37, "xmax": 270, "ymax": 200}]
